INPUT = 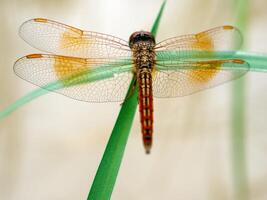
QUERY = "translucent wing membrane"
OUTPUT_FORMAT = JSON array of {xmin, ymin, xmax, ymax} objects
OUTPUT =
[
  {"xmin": 17, "ymin": 21, "xmax": 248, "ymax": 100},
  {"xmin": 19, "ymin": 18, "xmax": 131, "ymax": 58},
  {"xmin": 153, "ymin": 59, "xmax": 249, "ymax": 97},
  {"xmin": 14, "ymin": 54, "xmax": 133, "ymax": 102},
  {"xmin": 153, "ymin": 25, "xmax": 247, "ymax": 97},
  {"xmin": 155, "ymin": 25, "xmax": 243, "ymax": 61}
]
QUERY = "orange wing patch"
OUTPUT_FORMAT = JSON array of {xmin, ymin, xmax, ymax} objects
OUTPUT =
[
  {"xmin": 190, "ymin": 59, "xmax": 244, "ymax": 84},
  {"xmin": 54, "ymin": 56, "xmax": 90, "ymax": 86},
  {"xmin": 190, "ymin": 30, "xmax": 217, "ymax": 83},
  {"xmin": 60, "ymin": 26, "xmax": 91, "ymax": 50},
  {"xmin": 191, "ymin": 61, "xmax": 222, "ymax": 84},
  {"xmin": 194, "ymin": 30, "xmax": 214, "ymax": 50}
]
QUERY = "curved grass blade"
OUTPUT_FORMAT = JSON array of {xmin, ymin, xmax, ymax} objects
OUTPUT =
[
  {"xmin": 0, "ymin": 61, "xmax": 131, "ymax": 119},
  {"xmin": 87, "ymin": 1, "xmax": 167, "ymax": 200},
  {"xmin": 0, "ymin": 83, "xmax": 57, "ymax": 119},
  {"xmin": 0, "ymin": 64, "xmax": 130, "ymax": 119},
  {"xmin": 156, "ymin": 50, "xmax": 267, "ymax": 72},
  {"xmin": 3, "ymin": 51, "xmax": 266, "ymax": 119}
]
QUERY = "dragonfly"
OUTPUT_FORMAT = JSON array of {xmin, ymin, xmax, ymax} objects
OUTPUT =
[{"xmin": 14, "ymin": 18, "xmax": 249, "ymax": 154}]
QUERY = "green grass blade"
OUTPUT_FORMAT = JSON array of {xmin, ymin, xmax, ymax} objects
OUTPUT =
[
  {"xmin": 156, "ymin": 50, "xmax": 267, "ymax": 72},
  {"xmin": 87, "ymin": 77, "xmax": 138, "ymax": 200},
  {"xmin": 0, "ymin": 81, "xmax": 62, "ymax": 119},
  {"xmin": 1, "ymin": 50, "xmax": 267, "ymax": 120},
  {"xmin": 151, "ymin": 0, "xmax": 166, "ymax": 36},
  {"xmin": 236, "ymin": 52, "xmax": 267, "ymax": 72},
  {"xmin": 0, "ymin": 87, "xmax": 50, "ymax": 119},
  {"xmin": 87, "ymin": 1, "xmax": 166, "ymax": 200}
]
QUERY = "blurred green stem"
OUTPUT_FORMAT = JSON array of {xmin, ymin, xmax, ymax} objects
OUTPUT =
[{"xmin": 232, "ymin": 0, "xmax": 250, "ymax": 199}]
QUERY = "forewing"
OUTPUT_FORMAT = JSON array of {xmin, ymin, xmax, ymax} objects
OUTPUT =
[
  {"xmin": 153, "ymin": 59, "xmax": 249, "ymax": 97},
  {"xmin": 14, "ymin": 54, "xmax": 133, "ymax": 102},
  {"xmin": 155, "ymin": 25, "xmax": 243, "ymax": 60},
  {"xmin": 19, "ymin": 18, "xmax": 131, "ymax": 58}
]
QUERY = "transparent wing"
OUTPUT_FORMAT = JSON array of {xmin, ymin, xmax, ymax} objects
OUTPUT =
[
  {"xmin": 153, "ymin": 59, "xmax": 249, "ymax": 97},
  {"xmin": 155, "ymin": 25, "xmax": 243, "ymax": 60},
  {"xmin": 153, "ymin": 26, "xmax": 246, "ymax": 97},
  {"xmin": 19, "ymin": 18, "xmax": 131, "ymax": 58},
  {"xmin": 14, "ymin": 54, "xmax": 133, "ymax": 102}
]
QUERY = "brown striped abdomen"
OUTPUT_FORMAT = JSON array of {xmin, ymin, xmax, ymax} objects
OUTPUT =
[{"xmin": 137, "ymin": 69, "xmax": 153, "ymax": 154}]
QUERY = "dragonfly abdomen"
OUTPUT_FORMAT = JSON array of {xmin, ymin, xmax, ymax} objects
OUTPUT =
[{"xmin": 137, "ymin": 69, "xmax": 154, "ymax": 154}]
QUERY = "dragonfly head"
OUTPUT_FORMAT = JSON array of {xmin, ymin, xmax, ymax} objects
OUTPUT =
[{"xmin": 129, "ymin": 31, "xmax": 155, "ymax": 48}]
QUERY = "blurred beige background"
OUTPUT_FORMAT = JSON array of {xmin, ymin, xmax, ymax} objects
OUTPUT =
[{"xmin": 0, "ymin": 0, "xmax": 267, "ymax": 199}]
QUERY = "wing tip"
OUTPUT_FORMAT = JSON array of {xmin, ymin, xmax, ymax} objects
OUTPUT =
[
  {"xmin": 18, "ymin": 18, "xmax": 49, "ymax": 39},
  {"xmin": 13, "ymin": 54, "xmax": 45, "ymax": 74},
  {"xmin": 13, "ymin": 57, "xmax": 24, "ymax": 76}
]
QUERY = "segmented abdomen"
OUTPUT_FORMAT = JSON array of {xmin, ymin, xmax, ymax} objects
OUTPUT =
[{"xmin": 137, "ymin": 69, "xmax": 153, "ymax": 154}]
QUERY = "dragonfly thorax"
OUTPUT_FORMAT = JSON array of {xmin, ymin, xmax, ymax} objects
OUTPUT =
[
  {"xmin": 131, "ymin": 41, "xmax": 155, "ymax": 70},
  {"xmin": 129, "ymin": 32, "xmax": 156, "ymax": 70}
]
